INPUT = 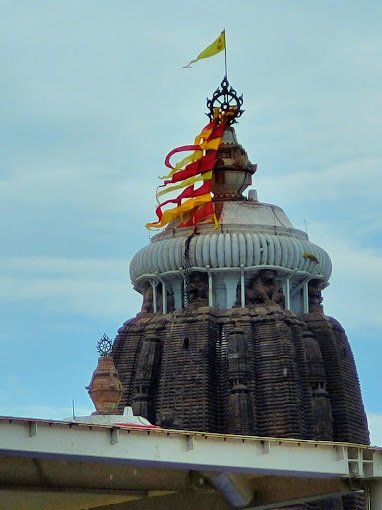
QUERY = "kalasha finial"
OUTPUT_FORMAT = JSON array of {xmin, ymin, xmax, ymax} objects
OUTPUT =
[
  {"xmin": 87, "ymin": 333, "xmax": 122, "ymax": 415},
  {"xmin": 97, "ymin": 333, "xmax": 112, "ymax": 357},
  {"xmin": 206, "ymin": 76, "xmax": 244, "ymax": 125}
]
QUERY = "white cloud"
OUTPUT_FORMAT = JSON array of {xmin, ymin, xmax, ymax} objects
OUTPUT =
[
  {"xmin": 306, "ymin": 223, "xmax": 382, "ymax": 330},
  {"xmin": 0, "ymin": 163, "xmax": 154, "ymax": 218},
  {"xmin": 0, "ymin": 256, "xmax": 142, "ymax": 319},
  {"xmin": 367, "ymin": 413, "xmax": 382, "ymax": 446},
  {"xmin": 256, "ymin": 156, "xmax": 382, "ymax": 207}
]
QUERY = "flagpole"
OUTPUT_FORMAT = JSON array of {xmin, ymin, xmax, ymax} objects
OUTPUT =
[
  {"xmin": 224, "ymin": 46, "xmax": 227, "ymax": 78},
  {"xmin": 223, "ymin": 29, "xmax": 227, "ymax": 79}
]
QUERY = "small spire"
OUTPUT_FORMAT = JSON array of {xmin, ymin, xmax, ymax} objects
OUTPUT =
[{"xmin": 86, "ymin": 334, "xmax": 123, "ymax": 415}]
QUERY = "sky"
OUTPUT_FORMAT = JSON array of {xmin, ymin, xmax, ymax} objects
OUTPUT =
[{"xmin": 1, "ymin": 1, "xmax": 381, "ymax": 444}]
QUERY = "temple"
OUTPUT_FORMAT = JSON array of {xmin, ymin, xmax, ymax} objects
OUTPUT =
[
  {"xmin": 105, "ymin": 79, "xmax": 370, "ymax": 509},
  {"xmin": 0, "ymin": 76, "xmax": 379, "ymax": 509}
]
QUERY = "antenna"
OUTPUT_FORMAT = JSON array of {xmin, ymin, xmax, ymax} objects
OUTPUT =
[{"xmin": 304, "ymin": 219, "xmax": 309, "ymax": 237}]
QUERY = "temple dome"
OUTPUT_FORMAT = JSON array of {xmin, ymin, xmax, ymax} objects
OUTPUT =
[
  {"xmin": 130, "ymin": 125, "xmax": 332, "ymax": 313},
  {"xmin": 130, "ymin": 200, "xmax": 331, "ymax": 283}
]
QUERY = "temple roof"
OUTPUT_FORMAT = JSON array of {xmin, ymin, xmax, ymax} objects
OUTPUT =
[
  {"xmin": 131, "ymin": 198, "xmax": 331, "ymax": 285},
  {"xmin": 131, "ymin": 124, "xmax": 331, "ymax": 289}
]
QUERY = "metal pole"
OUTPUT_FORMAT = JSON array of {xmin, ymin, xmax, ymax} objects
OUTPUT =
[{"xmin": 224, "ymin": 30, "xmax": 228, "ymax": 79}]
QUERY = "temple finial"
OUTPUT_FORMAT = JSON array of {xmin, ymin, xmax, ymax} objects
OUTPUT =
[{"xmin": 206, "ymin": 77, "xmax": 244, "ymax": 125}]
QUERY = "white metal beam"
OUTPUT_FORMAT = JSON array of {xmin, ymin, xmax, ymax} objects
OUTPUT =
[
  {"xmin": 1, "ymin": 417, "xmax": 382, "ymax": 509},
  {"xmin": 0, "ymin": 418, "xmax": 380, "ymax": 479}
]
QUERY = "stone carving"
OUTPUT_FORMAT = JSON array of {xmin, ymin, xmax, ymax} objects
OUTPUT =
[
  {"xmin": 245, "ymin": 270, "xmax": 284, "ymax": 307},
  {"xmin": 167, "ymin": 290, "xmax": 175, "ymax": 312},
  {"xmin": 140, "ymin": 284, "xmax": 175, "ymax": 314},
  {"xmin": 140, "ymin": 284, "xmax": 154, "ymax": 314},
  {"xmin": 276, "ymin": 286, "xmax": 286, "ymax": 308},
  {"xmin": 308, "ymin": 279, "xmax": 324, "ymax": 313},
  {"xmin": 157, "ymin": 409, "xmax": 182, "ymax": 429},
  {"xmin": 303, "ymin": 330, "xmax": 333, "ymax": 440},
  {"xmin": 132, "ymin": 335, "xmax": 161, "ymax": 422},
  {"xmin": 187, "ymin": 272, "xmax": 208, "ymax": 306},
  {"xmin": 216, "ymin": 143, "xmax": 257, "ymax": 174},
  {"xmin": 227, "ymin": 330, "xmax": 255, "ymax": 434}
]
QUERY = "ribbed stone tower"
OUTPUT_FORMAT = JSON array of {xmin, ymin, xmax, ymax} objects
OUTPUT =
[{"xmin": 111, "ymin": 81, "xmax": 369, "ymax": 510}]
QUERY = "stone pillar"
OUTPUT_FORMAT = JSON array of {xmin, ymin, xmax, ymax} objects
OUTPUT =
[
  {"xmin": 214, "ymin": 274, "xmax": 227, "ymax": 309},
  {"xmin": 303, "ymin": 280, "xmax": 309, "ymax": 313},
  {"xmin": 150, "ymin": 280, "xmax": 159, "ymax": 313},
  {"xmin": 239, "ymin": 265, "xmax": 245, "ymax": 307},
  {"xmin": 213, "ymin": 273, "xmax": 240, "ymax": 309},
  {"xmin": 206, "ymin": 266, "xmax": 213, "ymax": 307},
  {"xmin": 284, "ymin": 277, "xmax": 291, "ymax": 310},
  {"xmin": 225, "ymin": 273, "xmax": 240, "ymax": 309},
  {"xmin": 172, "ymin": 279, "xmax": 183, "ymax": 310},
  {"xmin": 161, "ymin": 281, "xmax": 167, "ymax": 314}
]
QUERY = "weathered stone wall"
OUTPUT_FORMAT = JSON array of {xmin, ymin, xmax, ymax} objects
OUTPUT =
[{"xmin": 112, "ymin": 306, "xmax": 369, "ymax": 510}]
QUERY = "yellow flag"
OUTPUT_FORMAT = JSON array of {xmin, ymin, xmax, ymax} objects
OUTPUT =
[{"xmin": 183, "ymin": 30, "xmax": 225, "ymax": 68}]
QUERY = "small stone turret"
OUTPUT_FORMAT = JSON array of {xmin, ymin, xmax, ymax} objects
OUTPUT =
[{"xmin": 86, "ymin": 335, "xmax": 123, "ymax": 415}]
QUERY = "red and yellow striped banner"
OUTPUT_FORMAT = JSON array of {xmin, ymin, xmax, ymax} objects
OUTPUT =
[{"xmin": 146, "ymin": 119, "xmax": 224, "ymax": 229}]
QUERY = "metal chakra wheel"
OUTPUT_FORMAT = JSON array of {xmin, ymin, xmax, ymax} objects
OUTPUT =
[
  {"xmin": 206, "ymin": 76, "xmax": 244, "ymax": 125},
  {"xmin": 97, "ymin": 333, "xmax": 112, "ymax": 357}
]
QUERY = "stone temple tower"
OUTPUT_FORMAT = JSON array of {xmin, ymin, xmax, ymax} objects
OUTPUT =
[{"xmin": 111, "ymin": 80, "xmax": 369, "ymax": 510}]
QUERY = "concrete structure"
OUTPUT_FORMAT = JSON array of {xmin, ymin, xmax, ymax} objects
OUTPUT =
[{"xmin": 0, "ymin": 416, "xmax": 381, "ymax": 509}]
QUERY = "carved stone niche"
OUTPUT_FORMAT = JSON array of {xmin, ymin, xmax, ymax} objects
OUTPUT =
[
  {"xmin": 187, "ymin": 272, "xmax": 208, "ymax": 307},
  {"xmin": 302, "ymin": 330, "xmax": 333, "ymax": 440},
  {"xmin": 131, "ymin": 335, "xmax": 161, "ymax": 422},
  {"xmin": 227, "ymin": 329, "xmax": 255, "ymax": 435},
  {"xmin": 311, "ymin": 387, "xmax": 334, "ymax": 440},
  {"xmin": 242, "ymin": 269, "xmax": 285, "ymax": 307},
  {"xmin": 308, "ymin": 279, "xmax": 324, "ymax": 313}
]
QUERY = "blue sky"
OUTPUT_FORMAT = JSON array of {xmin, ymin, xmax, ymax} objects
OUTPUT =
[{"xmin": 1, "ymin": 1, "xmax": 381, "ymax": 443}]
